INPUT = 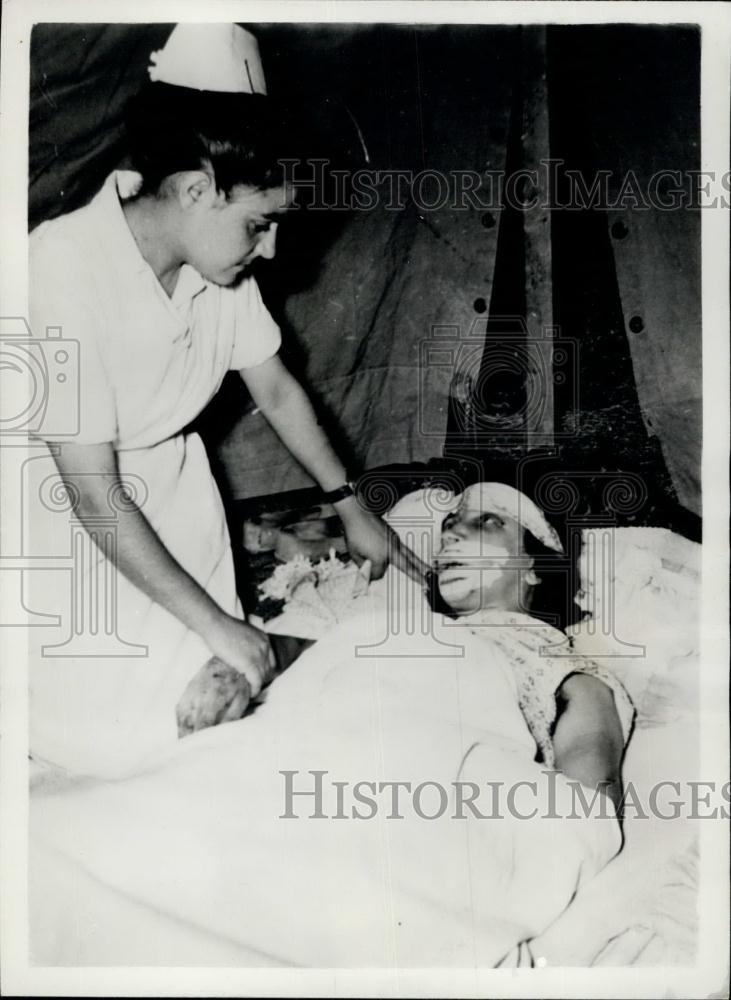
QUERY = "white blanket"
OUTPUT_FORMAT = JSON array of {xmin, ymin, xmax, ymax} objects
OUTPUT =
[
  {"xmin": 527, "ymin": 526, "xmax": 703, "ymax": 966},
  {"xmin": 30, "ymin": 608, "xmax": 620, "ymax": 968}
]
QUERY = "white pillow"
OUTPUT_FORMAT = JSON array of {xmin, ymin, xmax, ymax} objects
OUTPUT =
[{"xmin": 569, "ymin": 527, "xmax": 700, "ymax": 727}]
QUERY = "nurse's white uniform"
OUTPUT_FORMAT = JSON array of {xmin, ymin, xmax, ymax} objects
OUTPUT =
[{"xmin": 28, "ymin": 171, "xmax": 281, "ymax": 778}]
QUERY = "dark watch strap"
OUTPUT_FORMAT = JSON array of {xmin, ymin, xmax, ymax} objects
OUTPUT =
[{"xmin": 321, "ymin": 481, "xmax": 355, "ymax": 504}]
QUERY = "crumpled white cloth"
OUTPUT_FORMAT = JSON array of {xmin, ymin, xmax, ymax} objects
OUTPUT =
[
  {"xmin": 529, "ymin": 712, "xmax": 701, "ymax": 967},
  {"xmin": 569, "ymin": 526, "xmax": 700, "ymax": 726}
]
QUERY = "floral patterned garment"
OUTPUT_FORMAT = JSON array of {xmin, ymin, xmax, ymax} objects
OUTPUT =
[{"xmin": 460, "ymin": 610, "xmax": 636, "ymax": 769}]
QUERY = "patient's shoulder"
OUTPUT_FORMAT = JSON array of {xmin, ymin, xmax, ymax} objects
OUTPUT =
[
  {"xmin": 554, "ymin": 664, "xmax": 636, "ymax": 748},
  {"xmin": 557, "ymin": 671, "xmax": 617, "ymax": 705}
]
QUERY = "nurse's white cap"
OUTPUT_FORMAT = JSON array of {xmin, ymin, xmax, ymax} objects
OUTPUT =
[
  {"xmin": 148, "ymin": 24, "xmax": 267, "ymax": 95},
  {"xmin": 454, "ymin": 482, "xmax": 564, "ymax": 554}
]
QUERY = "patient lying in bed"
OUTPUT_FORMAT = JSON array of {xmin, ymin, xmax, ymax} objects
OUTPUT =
[
  {"xmin": 31, "ymin": 482, "xmax": 640, "ymax": 967},
  {"xmin": 430, "ymin": 482, "xmax": 635, "ymax": 811},
  {"xmin": 181, "ymin": 480, "xmax": 635, "ymax": 812},
  {"xmin": 30, "ymin": 486, "xmax": 700, "ymax": 970}
]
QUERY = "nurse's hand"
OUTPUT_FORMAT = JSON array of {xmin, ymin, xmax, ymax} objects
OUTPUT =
[
  {"xmin": 204, "ymin": 614, "xmax": 276, "ymax": 698},
  {"xmin": 336, "ymin": 500, "xmax": 429, "ymax": 583}
]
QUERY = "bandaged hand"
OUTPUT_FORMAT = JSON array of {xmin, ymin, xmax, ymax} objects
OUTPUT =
[
  {"xmin": 336, "ymin": 500, "xmax": 428, "ymax": 583},
  {"xmin": 176, "ymin": 616, "xmax": 277, "ymax": 738},
  {"xmin": 176, "ymin": 657, "xmax": 254, "ymax": 738}
]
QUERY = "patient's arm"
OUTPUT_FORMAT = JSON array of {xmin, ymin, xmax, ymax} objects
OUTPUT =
[{"xmin": 552, "ymin": 673, "xmax": 625, "ymax": 811}]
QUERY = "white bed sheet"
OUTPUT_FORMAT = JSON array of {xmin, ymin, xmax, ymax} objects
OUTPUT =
[
  {"xmin": 30, "ymin": 608, "xmax": 621, "ymax": 968},
  {"xmin": 530, "ymin": 717, "xmax": 700, "ymax": 966}
]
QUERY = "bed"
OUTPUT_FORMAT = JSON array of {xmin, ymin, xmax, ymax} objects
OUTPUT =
[{"xmin": 28, "ymin": 490, "xmax": 705, "ymax": 970}]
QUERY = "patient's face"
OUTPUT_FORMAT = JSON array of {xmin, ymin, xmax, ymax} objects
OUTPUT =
[{"xmin": 434, "ymin": 506, "xmax": 532, "ymax": 614}]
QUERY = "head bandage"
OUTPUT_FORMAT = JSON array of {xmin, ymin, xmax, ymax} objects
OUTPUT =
[
  {"xmin": 452, "ymin": 482, "xmax": 563, "ymax": 554},
  {"xmin": 148, "ymin": 24, "xmax": 267, "ymax": 95}
]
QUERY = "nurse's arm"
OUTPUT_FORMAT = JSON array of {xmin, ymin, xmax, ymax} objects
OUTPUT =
[
  {"xmin": 241, "ymin": 354, "xmax": 428, "ymax": 583},
  {"xmin": 48, "ymin": 440, "xmax": 273, "ymax": 695}
]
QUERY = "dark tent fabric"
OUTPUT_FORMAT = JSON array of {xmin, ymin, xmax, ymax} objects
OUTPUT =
[
  {"xmin": 28, "ymin": 23, "xmax": 701, "ymax": 517},
  {"xmin": 29, "ymin": 24, "xmax": 173, "ymax": 229},
  {"xmin": 550, "ymin": 26, "xmax": 701, "ymax": 516},
  {"xmin": 216, "ymin": 28, "xmax": 516, "ymax": 497}
]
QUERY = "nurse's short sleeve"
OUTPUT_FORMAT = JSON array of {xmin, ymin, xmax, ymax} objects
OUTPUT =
[
  {"xmin": 229, "ymin": 275, "xmax": 282, "ymax": 370},
  {"xmin": 29, "ymin": 229, "xmax": 118, "ymax": 444}
]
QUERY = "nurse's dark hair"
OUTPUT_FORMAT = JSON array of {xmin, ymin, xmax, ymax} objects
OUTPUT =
[{"xmin": 124, "ymin": 83, "xmax": 296, "ymax": 197}]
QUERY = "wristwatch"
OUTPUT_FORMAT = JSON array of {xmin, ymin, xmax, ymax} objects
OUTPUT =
[{"xmin": 320, "ymin": 481, "xmax": 356, "ymax": 504}]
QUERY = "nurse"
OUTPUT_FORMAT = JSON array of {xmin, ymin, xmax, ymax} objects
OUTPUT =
[{"xmin": 28, "ymin": 25, "xmax": 425, "ymax": 776}]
